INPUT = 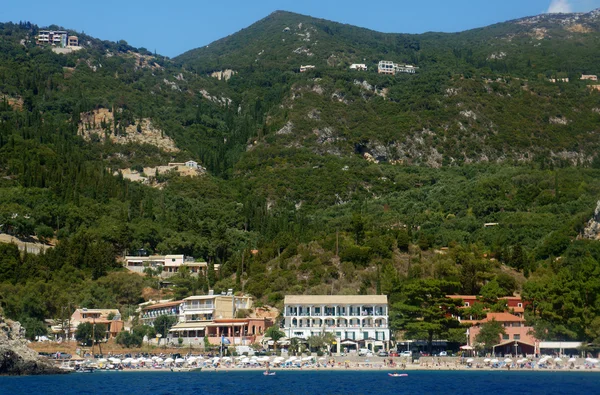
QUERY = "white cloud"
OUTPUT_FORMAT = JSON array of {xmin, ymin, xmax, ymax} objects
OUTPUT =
[{"xmin": 548, "ymin": 0, "xmax": 573, "ymax": 13}]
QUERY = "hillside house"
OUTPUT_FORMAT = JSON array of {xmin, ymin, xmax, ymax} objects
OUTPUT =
[
  {"xmin": 70, "ymin": 308, "xmax": 124, "ymax": 340},
  {"xmin": 124, "ymin": 254, "xmax": 219, "ymax": 278},
  {"xmin": 36, "ymin": 30, "xmax": 68, "ymax": 47},
  {"xmin": 378, "ymin": 61, "xmax": 418, "ymax": 75},
  {"xmin": 447, "ymin": 295, "xmax": 526, "ymax": 318},
  {"xmin": 185, "ymin": 160, "xmax": 198, "ymax": 169},
  {"xmin": 300, "ymin": 65, "xmax": 315, "ymax": 72},
  {"xmin": 350, "ymin": 64, "xmax": 368, "ymax": 71},
  {"xmin": 377, "ymin": 61, "xmax": 395, "ymax": 75},
  {"xmin": 68, "ymin": 36, "xmax": 79, "ymax": 47},
  {"xmin": 140, "ymin": 300, "xmax": 182, "ymax": 327},
  {"xmin": 581, "ymin": 75, "xmax": 598, "ymax": 81}
]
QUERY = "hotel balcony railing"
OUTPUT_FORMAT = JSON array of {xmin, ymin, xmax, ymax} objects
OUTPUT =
[
  {"xmin": 289, "ymin": 324, "xmax": 388, "ymax": 329},
  {"xmin": 285, "ymin": 312, "xmax": 387, "ymax": 317}
]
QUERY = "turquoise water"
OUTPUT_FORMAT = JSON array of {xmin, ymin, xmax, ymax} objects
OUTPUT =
[{"xmin": 0, "ymin": 370, "xmax": 596, "ymax": 394}]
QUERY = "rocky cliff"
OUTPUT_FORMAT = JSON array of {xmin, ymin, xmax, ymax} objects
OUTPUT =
[
  {"xmin": 0, "ymin": 314, "xmax": 64, "ymax": 375},
  {"xmin": 582, "ymin": 201, "xmax": 600, "ymax": 240}
]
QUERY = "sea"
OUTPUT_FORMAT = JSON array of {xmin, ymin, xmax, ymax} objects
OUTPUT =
[{"xmin": 0, "ymin": 370, "xmax": 596, "ymax": 395}]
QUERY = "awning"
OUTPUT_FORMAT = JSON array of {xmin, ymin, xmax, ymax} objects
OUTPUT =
[
  {"xmin": 169, "ymin": 323, "xmax": 206, "ymax": 332},
  {"xmin": 539, "ymin": 342, "xmax": 582, "ymax": 349},
  {"xmin": 493, "ymin": 340, "xmax": 534, "ymax": 348}
]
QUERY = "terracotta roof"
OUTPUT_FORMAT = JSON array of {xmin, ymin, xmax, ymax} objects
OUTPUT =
[
  {"xmin": 478, "ymin": 312, "xmax": 524, "ymax": 323},
  {"xmin": 446, "ymin": 295, "xmax": 522, "ymax": 301},
  {"xmin": 284, "ymin": 295, "xmax": 387, "ymax": 305}
]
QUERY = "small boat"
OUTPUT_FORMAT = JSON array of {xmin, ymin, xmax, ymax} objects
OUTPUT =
[
  {"xmin": 171, "ymin": 367, "xmax": 203, "ymax": 372},
  {"xmin": 76, "ymin": 366, "xmax": 95, "ymax": 373},
  {"xmin": 263, "ymin": 371, "xmax": 276, "ymax": 376},
  {"xmin": 388, "ymin": 373, "xmax": 408, "ymax": 377},
  {"xmin": 59, "ymin": 362, "xmax": 75, "ymax": 372}
]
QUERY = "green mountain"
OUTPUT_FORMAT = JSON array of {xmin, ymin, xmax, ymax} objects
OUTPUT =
[
  {"xmin": 177, "ymin": 10, "xmax": 600, "ymax": 169},
  {"xmin": 1, "ymin": 12, "xmax": 600, "ymax": 346}
]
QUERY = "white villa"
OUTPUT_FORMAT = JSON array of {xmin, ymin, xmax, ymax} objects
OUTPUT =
[
  {"xmin": 124, "ymin": 254, "xmax": 219, "ymax": 278},
  {"xmin": 283, "ymin": 295, "xmax": 390, "ymax": 352},
  {"xmin": 378, "ymin": 61, "xmax": 418, "ymax": 75},
  {"xmin": 350, "ymin": 64, "xmax": 368, "ymax": 71}
]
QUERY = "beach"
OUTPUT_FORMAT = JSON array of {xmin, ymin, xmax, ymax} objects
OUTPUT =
[{"xmin": 59, "ymin": 355, "xmax": 600, "ymax": 373}]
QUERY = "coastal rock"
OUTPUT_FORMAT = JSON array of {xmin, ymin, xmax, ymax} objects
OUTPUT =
[{"xmin": 0, "ymin": 314, "xmax": 64, "ymax": 375}]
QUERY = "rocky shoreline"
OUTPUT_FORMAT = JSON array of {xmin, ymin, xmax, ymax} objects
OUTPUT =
[{"xmin": 0, "ymin": 314, "xmax": 65, "ymax": 376}]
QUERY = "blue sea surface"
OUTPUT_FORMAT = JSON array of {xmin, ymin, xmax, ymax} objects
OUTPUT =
[{"xmin": 0, "ymin": 370, "xmax": 597, "ymax": 395}]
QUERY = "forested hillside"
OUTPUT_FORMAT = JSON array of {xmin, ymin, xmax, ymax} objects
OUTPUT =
[{"xmin": 1, "ymin": 10, "xmax": 600, "ymax": 347}]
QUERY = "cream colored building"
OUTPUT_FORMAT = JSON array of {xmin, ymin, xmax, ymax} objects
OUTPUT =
[
  {"xmin": 283, "ymin": 295, "xmax": 390, "ymax": 351},
  {"xmin": 168, "ymin": 291, "xmax": 254, "ymax": 345}
]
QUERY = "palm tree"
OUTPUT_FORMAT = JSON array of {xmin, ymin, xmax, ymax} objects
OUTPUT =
[
  {"xmin": 265, "ymin": 326, "xmax": 285, "ymax": 352},
  {"xmin": 322, "ymin": 332, "xmax": 337, "ymax": 354},
  {"xmin": 307, "ymin": 335, "xmax": 325, "ymax": 353},
  {"xmin": 289, "ymin": 337, "xmax": 301, "ymax": 356}
]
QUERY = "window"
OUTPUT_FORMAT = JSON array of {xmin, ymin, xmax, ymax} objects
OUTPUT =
[
  {"xmin": 503, "ymin": 334, "xmax": 509, "ymax": 340},
  {"xmin": 513, "ymin": 334, "xmax": 520, "ymax": 340},
  {"xmin": 465, "ymin": 302, "xmax": 470, "ymax": 307},
  {"xmin": 518, "ymin": 303, "xmax": 523, "ymax": 308}
]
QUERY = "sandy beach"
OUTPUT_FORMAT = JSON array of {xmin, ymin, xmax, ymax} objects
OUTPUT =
[{"xmin": 69, "ymin": 356, "xmax": 600, "ymax": 373}]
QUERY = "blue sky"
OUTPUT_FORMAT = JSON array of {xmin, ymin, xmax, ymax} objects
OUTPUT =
[{"xmin": 3, "ymin": 0, "xmax": 600, "ymax": 57}]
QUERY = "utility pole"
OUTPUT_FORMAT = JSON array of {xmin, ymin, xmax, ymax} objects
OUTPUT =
[{"xmin": 91, "ymin": 318, "xmax": 95, "ymax": 356}]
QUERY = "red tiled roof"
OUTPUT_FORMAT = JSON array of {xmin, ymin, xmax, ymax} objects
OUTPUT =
[{"xmin": 478, "ymin": 312, "xmax": 524, "ymax": 323}]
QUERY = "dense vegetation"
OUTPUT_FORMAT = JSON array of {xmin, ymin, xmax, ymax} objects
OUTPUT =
[{"xmin": 1, "ymin": 9, "xmax": 600, "ymax": 348}]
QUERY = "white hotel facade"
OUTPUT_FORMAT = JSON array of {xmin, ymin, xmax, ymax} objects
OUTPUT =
[{"xmin": 283, "ymin": 295, "xmax": 390, "ymax": 351}]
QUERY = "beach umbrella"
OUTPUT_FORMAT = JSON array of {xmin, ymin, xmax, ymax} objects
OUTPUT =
[
  {"xmin": 568, "ymin": 358, "xmax": 577, "ymax": 363},
  {"xmin": 131, "ymin": 359, "xmax": 139, "ymax": 364},
  {"xmin": 187, "ymin": 357, "xmax": 197, "ymax": 363},
  {"xmin": 241, "ymin": 357, "xmax": 250, "ymax": 363},
  {"xmin": 164, "ymin": 358, "xmax": 174, "ymax": 363},
  {"xmin": 122, "ymin": 358, "xmax": 133, "ymax": 364},
  {"xmin": 585, "ymin": 358, "xmax": 598, "ymax": 364},
  {"xmin": 98, "ymin": 358, "xmax": 107, "ymax": 363},
  {"xmin": 156, "ymin": 358, "xmax": 164, "ymax": 363},
  {"xmin": 460, "ymin": 345, "xmax": 474, "ymax": 350},
  {"xmin": 483, "ymin": 358, "xmax": 491, "ymax": 363},
  {"xmin": 318, "ymin": 357, "xmax": 326, "ymax": 361},
  {"xmin": 175, "ymin": 358, "xmax": 185, "ymax": 363},
  {"xmin": 466, "ymin": 358, "xmax": 474, "ymax": 363},
  {"xmin": 222, "ymin": 357, "xmax": 232, "ymax": 361},
  {"xmin": 490, "ymin": 359, "xmax": 499, "ymax": 364},
  {"xmin": 302, "ymin": 356, "xmax": 312, "ymax": 361},
  {"xmin": 504, "ymin": 358, "xmax": 513, "ymax": 363},
  {"xmin": 554, "ymin": 357, "xmax": 562, "ymax": 363}
]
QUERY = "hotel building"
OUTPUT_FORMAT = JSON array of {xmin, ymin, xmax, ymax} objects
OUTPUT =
[{"xmin": 283, "ymin": 295, "xmax": 390, "ymax": 351}]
